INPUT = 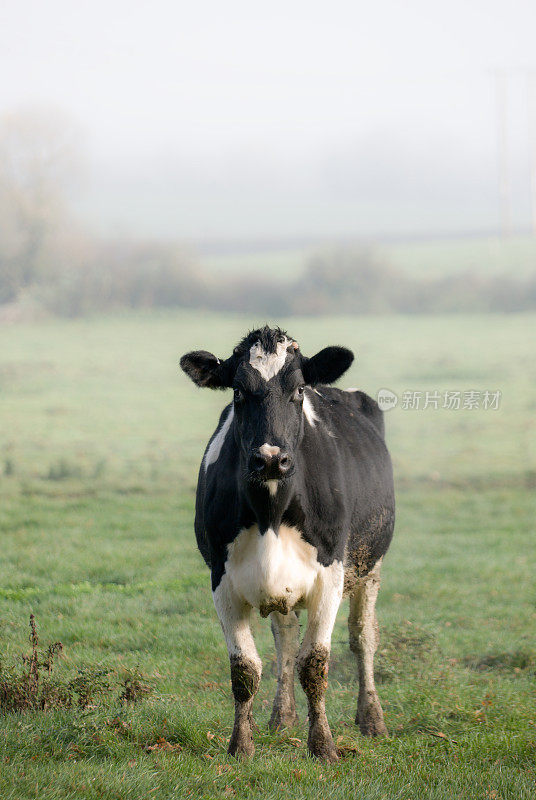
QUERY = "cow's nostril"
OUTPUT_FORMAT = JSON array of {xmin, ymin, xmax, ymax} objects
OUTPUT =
[
  {"xmin": 250, "ymin": 450, "xmax": 291, "ymax": 477},
  {"xmin": 251, "ymin": 453, "xmax": 267, "ymax": 472}
]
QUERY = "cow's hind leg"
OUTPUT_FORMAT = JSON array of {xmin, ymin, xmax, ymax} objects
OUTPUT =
[
  {"xmin": 213, "ymin": 576, "xmax": 262, "ymax": 758},
  {"xmin": 297, "ymin": 562, "xmax": 344, "ymax": 762},
  {"xmin": 269, "ymin": 610, "xmax": 300, "ymax": 730},
  {"xmin": 348, "ymin": 558, "xmax": 388, "ymax": 736}
]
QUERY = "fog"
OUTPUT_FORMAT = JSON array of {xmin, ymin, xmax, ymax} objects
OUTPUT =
[{"xmin": 1, "ymin": 0, "xmax": 536, "ymax": 239}]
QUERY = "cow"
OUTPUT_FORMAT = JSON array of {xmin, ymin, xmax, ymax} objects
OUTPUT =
[{"xmin": 180, "ymin": 326, "xmax": 395, "ymax": 762}]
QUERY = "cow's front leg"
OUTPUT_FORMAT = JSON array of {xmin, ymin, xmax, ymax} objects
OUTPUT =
[
  {"xmin": 269, "ymin": 610, "xmax": 300, "ymax": 730},
  {"xmin": 297, "ymin": 561, "xmax": 343, "ymax": 762},
  {"xmin": 213, "ymin": 575, "xmax": 262, "ymax": 758}
]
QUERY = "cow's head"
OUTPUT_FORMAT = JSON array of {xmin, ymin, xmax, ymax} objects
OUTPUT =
[{"xmin": 180, "ymin": 326, "xmax": 353, "ymax": 485}]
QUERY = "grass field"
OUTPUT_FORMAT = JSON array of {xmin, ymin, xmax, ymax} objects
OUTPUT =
[
  {"xmin": 201, "ymin": 234, "xmax": 536, "ymax": 282},
  {"xmin": 0, "ymin": 310, "xmax": 535, "ymax": 799}
]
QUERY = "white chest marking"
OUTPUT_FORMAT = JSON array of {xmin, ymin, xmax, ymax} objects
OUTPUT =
[
  {"xmin": 249, "ymin": 339, "xmax": 289, "ymax": 381},
  {"xmin": 225, "ymin": 524, "xmax": 322, "ymax": 613},
  {"xmin": 203, "ymin": 406, "xmax": 234, "ymax": 471},
  {"xmin": 265, "ymin": 479, "xmax": 278, "ymax": 496}
]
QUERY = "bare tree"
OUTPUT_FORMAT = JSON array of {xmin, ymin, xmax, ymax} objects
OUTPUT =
[{"xmin": 0, "ymin": 108, "xmax": 83, "ymax": 302}]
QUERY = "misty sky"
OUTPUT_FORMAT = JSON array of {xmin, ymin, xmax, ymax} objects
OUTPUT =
[{"xmin": 1, "ymin": 0, "xmax": 536, "ymax": 239}]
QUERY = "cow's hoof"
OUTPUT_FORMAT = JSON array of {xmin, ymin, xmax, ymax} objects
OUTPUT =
[
  {"xmin": 308, "ymin": 720, "xmax": 339, "ymax": 762},
  {"xmin": 228, "ymin": 727, "xmax": 255, "ymax": 759},
  {"xmin": 269, "ymin": 708, "xmax": 299, "ymax": 731},
  {"xmin": 356, "ymin": 702, "xmax": 388, "ymax": 737},
  {"xmin": 308, "ymin": 738, "xmax": 339, "ymax": 763}
]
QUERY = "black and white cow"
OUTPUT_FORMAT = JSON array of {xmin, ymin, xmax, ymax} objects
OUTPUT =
[{"xmin": 180, "ymin": 327, "xmax": 395, "ymax": 762}]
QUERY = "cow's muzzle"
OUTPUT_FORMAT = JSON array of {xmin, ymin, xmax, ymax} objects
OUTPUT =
[{"xmin": 249, "ymin": 444, "xmax": 292, "ymax": 479}]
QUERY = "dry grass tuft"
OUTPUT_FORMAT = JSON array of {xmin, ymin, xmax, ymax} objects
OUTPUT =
[
  {"xmin": 0, "ymin": 614, "xmax": 67, "ymax": 713},
  {"xmin": 0, "ymin": 616, "xmax": 154, "ymax": 714}
]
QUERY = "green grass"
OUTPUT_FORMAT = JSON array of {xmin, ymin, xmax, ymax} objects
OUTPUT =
[
  {"xmin": 200, "ymin": 233, "xmax": 536, "ymax": 282},
  {"xmin": 382, "ymin": 235, "xmax": 536, "ymax": 280},
  {"xmin": 0, "ymin": 310, "xmax": 535, "ymax": 799}
]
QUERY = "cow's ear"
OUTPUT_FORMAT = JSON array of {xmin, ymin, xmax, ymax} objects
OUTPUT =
[
  {"xmin": 301, "ymin": 346, "xmax": 354, "ymax": 386},
  {"xmin": 180, "ymin": 351, "xmax": 233, "ymax": 389}
]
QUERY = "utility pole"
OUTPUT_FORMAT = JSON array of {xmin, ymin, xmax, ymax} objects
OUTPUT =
[
  {"xmin": 494, "ymin": 70, "xmax": 512, "ymax": 237},
  {"xmin": 527, "ymin": 70, "xmax": 536, "ymax": 236}
]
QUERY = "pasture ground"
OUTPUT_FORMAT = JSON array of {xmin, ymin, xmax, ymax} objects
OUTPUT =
[
  {"xmin": 0, "ymin": 311, "xmax": 535, "ymax": 799},
  {"xmin": 200, "ymin": 233, "xmax": 536, "ymax": 281}
]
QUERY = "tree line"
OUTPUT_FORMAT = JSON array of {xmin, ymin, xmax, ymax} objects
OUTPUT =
[{"xmin": 1, "ymin": 109, "xmax": 536, "ymax": 318}]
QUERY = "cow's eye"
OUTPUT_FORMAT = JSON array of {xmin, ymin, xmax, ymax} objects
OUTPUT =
[
  {"xmin": 293, "ymin": 385, "xmax": 305, "ymax": 401},
  {"xmin": 234, "ymin": 388, "xmax": 244, "ymax": 403}
]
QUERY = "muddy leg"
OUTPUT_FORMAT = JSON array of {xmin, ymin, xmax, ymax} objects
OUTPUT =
[
  {"xmin": 348, "ymin": 558, "xmax": 388, "ymax": 736},
  {"xmin": 269, "ymin": 610, "xmax": 300, "ymax": 730},
  {"xmin": 213, "ymin": 575, "xmax": 262, "ymax": 758},
  {"xmin": 297, "ymin": 563, "xmax": 343, "ymax": 762}
]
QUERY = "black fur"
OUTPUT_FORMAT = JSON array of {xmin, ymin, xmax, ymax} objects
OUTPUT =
[
  {"xmin": 182, "ymin": 328, "xmax": 395, "ymax": 593},
  {"xmin": 301, "ymin": 346, "xmax": 354, "ymax": 386}
]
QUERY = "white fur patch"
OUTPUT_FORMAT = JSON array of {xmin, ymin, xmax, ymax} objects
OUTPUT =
[
  {"xmin": 302, "ymin": 393, "xmax": 320, "ymax": 426},
  {"xmin": 265, "ymin": 480, "xmax": 278, "ymax": 496},
  {"xmin": 260, "ymin": 443, "xmax": 280, "ymax": 458},
  {"xmin": 300, "ymin": 559, "xmax": 344, "ymax": 650},
  {"xmin": 224, "ymin": 524, "xmax": 341, "ymax": 617},
  {"xmin": 203, "ymin": 405, "xmax": 234, "ymax": 471},
  {"xmin": 213, "ymin": 574, "xmax": 261, "ymax": 668},
  {"xmin": 249, "ymin": 339, "xmax": 289, "ymax": 380}
]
